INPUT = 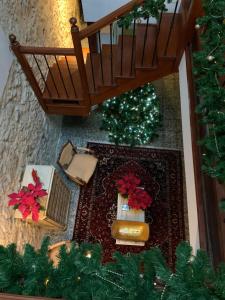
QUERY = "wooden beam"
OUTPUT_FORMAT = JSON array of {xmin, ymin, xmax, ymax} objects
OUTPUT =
[
  {"xmin": 175, "ymin": 0, "xmax": 204, "ymax": 67},
  {"xmin": 185, "ymin": 45, "xmax": 207, "ymax": 250}
]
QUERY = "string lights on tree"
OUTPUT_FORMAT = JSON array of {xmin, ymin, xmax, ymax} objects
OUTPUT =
[{"xmin": 101, "ymin": 83, "xmax": 160, "ymax": 146}]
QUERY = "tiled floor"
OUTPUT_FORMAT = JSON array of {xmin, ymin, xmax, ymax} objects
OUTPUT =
[{"xmin": 50, "ymin": 74, "xmax": 189, "ymax": 244}]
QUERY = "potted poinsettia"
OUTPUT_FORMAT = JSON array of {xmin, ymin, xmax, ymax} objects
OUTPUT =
[
  {"xmin": 116, "ymin": 173, "xmax": 152, "ymax": 210},
  {"xmin": 8, "ymin": 169, "xmax": 48, "ymax": 222}
]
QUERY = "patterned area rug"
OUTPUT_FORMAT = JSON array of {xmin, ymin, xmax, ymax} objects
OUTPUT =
[{"xmin": 73, "ymin": 142, "xmax": 185, "ymax": 266}]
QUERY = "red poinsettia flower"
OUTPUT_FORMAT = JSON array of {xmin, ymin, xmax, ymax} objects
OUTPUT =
[
  {"xmin": 128, "ymin": 188, "xmax": 153, "ymax": 210},
  {"xmin": 8, "ymin": 169, "xmax": 47, "ymax": 222},
  {"xmin": 116, "ymin": 173, "xmax": 141, "ymax": 196},
  {"xmin": 18, "ymin": 196, "xmax": 41, "ymax": 222}
]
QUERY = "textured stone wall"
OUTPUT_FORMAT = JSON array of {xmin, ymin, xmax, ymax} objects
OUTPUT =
[{"xmin": 0, "ymin": 0, "xmax": 77, "ymax": 250}]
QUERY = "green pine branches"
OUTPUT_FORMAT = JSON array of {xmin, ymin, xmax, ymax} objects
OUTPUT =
[
  {"xmin": 101, "ymin": 83, "xmax": 161, "ymax": 146},
  {"xmin": 193, "ymin": 0, "xmax": 225, "ymax": 183},
  {"xmin": 0, "ymin": 239, "xmax": 225, "ymax": 299},
  {"xmin": 118, "ymin": 0, "xmax": 169, "ymax": 28}
]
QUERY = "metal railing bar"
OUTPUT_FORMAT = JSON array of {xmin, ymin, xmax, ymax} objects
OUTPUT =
[
  {"xmin": 110, "ymin": 23, "xmax": 114, "ymax": 84},
  {"xmin": 120, "ymin": 25, "xmax": 124, "ymax": 76},
  {"xmin": 65, "ymin": 55, "xmax": 77, "ymax": 98},
  {"xmin": 164, "ymin": 0, "xmax": 179, "ymax": 56},
  {"xmin": 33, "ymin": 54, "xmax": 51, "ymax": 97},
  {"xmin": 130, "ymin": 19, "xmax": 136, "ymax": 75},
  {"xmin": 152, "ymin": 10, "xmax": 163, "ymax": 66},
  {"xmin": 98, "ymin": 31, "xmax": 104, "ymax": 85},
  {"xmin": 54, "ymin": 55, "xmax": 69, "ymax": 98},
  {"xmin": 43, "ymin": 55, "xmax": 60, "ymax": 97},
  {"xmin": 141, "ymin": 17, "xmax": 149, "ymax": 66}
]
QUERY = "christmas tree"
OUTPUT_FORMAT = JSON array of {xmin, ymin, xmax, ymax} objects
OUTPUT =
[
  {"xmin": 0, "ymin": 238, "xmax": 225, "ymax": 299},
  {"xmin": 101, "ymin": 83, "xmax": 160, "ymax": 146}
]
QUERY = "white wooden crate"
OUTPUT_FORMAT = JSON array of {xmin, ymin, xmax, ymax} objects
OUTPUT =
[{"xmin": 14, "ymin": 165, "xmax": 71, "ymax": 230}]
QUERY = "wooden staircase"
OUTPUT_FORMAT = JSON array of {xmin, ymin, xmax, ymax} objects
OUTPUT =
[{"xmin": 9, "ymin": 0, "xmax": 203, "ymax": 116}]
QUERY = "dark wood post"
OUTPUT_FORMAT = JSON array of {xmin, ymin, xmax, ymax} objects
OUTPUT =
[
  {"xmin": 9, "ymin": 34, "xmax": 48, "ymax": 112},
  {"xmin": 70, "ymin": 18, "xmax": 91, "ymax": 108}
]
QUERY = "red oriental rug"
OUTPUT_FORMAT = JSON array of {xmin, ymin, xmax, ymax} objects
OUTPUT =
[{"xmin": 73, "ymin": 142, "xmax": 185, "ymax": 266}]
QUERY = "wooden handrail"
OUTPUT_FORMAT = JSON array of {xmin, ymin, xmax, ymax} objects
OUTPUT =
[
  {"xmin": 20, "ymin": 46, "xmax": 75, "ymax": 56},
  {"xmin": 79, "ymin": 0, "xmax": 144, "ymax": 39}
]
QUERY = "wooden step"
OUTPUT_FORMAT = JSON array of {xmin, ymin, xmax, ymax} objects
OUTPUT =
[
  {"xmin": 85, "ymin": 45, "xmax": 118, "ymax": 92},
  {"xmin": 91, "ymin": 57, "xmax": 176, "ymax": 105}
]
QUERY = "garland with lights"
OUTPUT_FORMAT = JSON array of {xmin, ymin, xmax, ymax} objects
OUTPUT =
[
  {"xmin": 0, "ymin": 238, "xmax": 225, "ymax": 299},
  {"xmin": 193, "ymin": 0, "xmax": 225, "ymax": 183},
  {"xmin": 101, "ymin": 83, "xmax": 160, "ymax": 146},
  {"xmin": 118, "ymin": 0, "xmax": 169, "ymax": 28}
]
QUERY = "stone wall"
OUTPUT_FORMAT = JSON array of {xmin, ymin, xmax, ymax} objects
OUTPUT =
[{"xmin": 0, "ymin": 0, "xmax": 78, "ymax": 250}]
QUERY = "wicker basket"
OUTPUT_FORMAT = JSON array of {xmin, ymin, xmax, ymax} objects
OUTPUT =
[{"xmin": 14, "ymin": 165, "xmax": 71, "ymax": 230}]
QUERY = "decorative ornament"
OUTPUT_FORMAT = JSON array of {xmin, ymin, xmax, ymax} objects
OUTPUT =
[
  {"xmin": 207, "ymin": 55, "xmax": 215, "ymax": 61},
  {"xmin": 45, "ymin": 278, "xmax": 49, "ymax": 286},
  {"xmin": 195, "ymin": 24, "xmax": 200, "ymax": 29},
  {"xmin": 85, "ymin": 250, "xmax": 92, "ymax": 258}
]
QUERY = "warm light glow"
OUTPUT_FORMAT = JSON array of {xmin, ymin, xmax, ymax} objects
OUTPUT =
[
  {"xmin": 85, "ymin": 250, "xmax": 92, "ymax": 258},
  {"xmin": 57, "ymin": 0, "xmax": 76, "ymax": 47}
]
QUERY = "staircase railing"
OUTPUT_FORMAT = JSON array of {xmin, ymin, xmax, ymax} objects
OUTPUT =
[
  {"xmin": 9, "ymin": 33, "xmax": 90, "ymax": 114},
  {"xmin": 9, "ymin": 0, "xmax": 202, "ymax": 115}
]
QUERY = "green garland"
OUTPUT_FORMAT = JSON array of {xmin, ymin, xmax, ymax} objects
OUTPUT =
[
  {"xmin": 193, "ymin": 0, "xmax": 225, "ymax": 183},
  {"xmin": 101, "ymin": 83, "xmax": 160, "ymax": 146},
  {"xmin": 0, "ymin": 238, "xmax": 225, "ymax": 299},
  {"xmin": 118, "ymin": 0, "xmax": 170, "ymax": 28}
]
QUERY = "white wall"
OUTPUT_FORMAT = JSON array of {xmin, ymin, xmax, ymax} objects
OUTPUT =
[
  {"xmin": 179, "ymin": 53, "xmax": 200, "ymax": 253},
  {"xmin": 82, "ymin": 0, "xmax": 180, "ymax": 22},
  {"xmin": 0, "ymin": 26, "xmax": 13, "ymax": 99}
]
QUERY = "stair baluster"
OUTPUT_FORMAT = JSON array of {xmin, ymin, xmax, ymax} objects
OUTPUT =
[
  {"xmin": 120, "ymin": 25, "xmax": 124, "ymax": 76},
  {"xmin": 110, "ymin": 23, "xmax": 114, "ymax": 85},
  {"xmin": 98, "ymin": 30, "xmax": 104, "ymax": 85},
  {"xmin": 141, "ymin": 17, "xmax": 149, "ymax": 66},
  {"xmin": 65, "ymin": 55, "xmax": 77, "ymax": 98},
  {"xmin": 130, "ymin": 19, "xmax": 136, "ymax": 76},
  {"xmin": 164, "ymin": 0, "xmax": 179, "ymax": 56},
  {"xmin": 44, "ymin": 55, "xmax": 60, "ymax": 97}
]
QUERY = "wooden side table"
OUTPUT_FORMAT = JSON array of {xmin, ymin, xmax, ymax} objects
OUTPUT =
[
  {"xmin": 116, "ymin": 193, "xmax": 145, "ymax": 246},
  {"xmin": 14, "ymin": 165, "xmax": 71, "ymax": 230}
]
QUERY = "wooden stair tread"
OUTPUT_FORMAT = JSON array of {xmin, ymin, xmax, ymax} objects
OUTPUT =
[{"xmin": 86, "ymin": 45, "xmax": 118, "ymax": 93}]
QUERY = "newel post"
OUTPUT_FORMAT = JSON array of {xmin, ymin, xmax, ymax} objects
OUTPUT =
[
  {"xmin": 70, "ymin": 18, "xmax": 91, "ymax": 107},
  {"xmin": 9, "ymin": 34, "xmax": 47, "ymax": 112}
]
